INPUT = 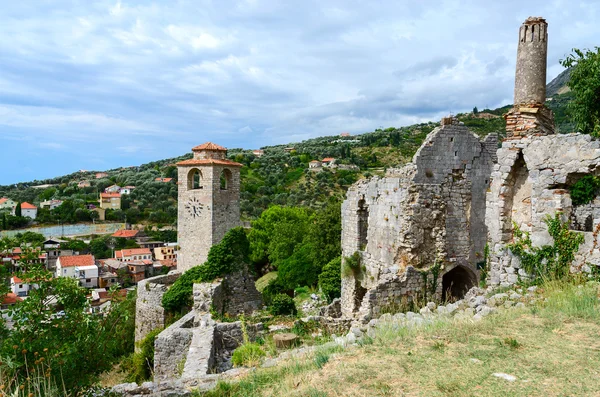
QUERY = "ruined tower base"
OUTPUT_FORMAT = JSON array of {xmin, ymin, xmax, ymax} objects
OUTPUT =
[{"xmin": 504, "ymin": 104, "xmax": 555, "ymax": 139}]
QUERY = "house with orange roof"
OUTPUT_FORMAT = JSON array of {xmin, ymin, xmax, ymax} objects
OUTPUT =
[
  {"xmin": 10, "ymin": 275, "xmax": 39, "ymax": 297},
  {"xmin": 19, "ymin": 202, "xmax": 38, "ymax": 219},
  {"xmin": 1, "ymin": 293, "xmax": 22, "ymax": 309},
  {"xmin": 309, "ymin": 160, "xmax": 322, "ymax": 169},
  {"xmin": 99, "ymin": 192, "xmax": 121, "ymax": 210},
  {"xmin": 112, "ymin": 229, "xmax": 141, "ymax": 239},
  {"xmin": 56, "ymin": 254, "xmax": 99, "ymax": 288},
  {"xmin": 321, "ymin": 157, "xmax": 336, "ymax": 167},
  {"xmin": 155, "ymin": 177, "xmax": 173, "ymax": 183},
  {"xmin": 115, "ymin": 248, "xmax": 152, "ymax": 262},
  {"xmin": 0, "ymin": 197, "xmax": 16, "ymax": 212},
  {"xmin": 78, "ymin": 180, "xmax": 91, "ymax": 188}
]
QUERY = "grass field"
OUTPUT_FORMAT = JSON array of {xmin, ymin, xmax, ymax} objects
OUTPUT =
[{"xmin": 198, "ymin": 280, "xmax": 600, "ymax": 397}]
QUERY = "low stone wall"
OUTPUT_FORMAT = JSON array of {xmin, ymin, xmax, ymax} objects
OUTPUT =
[
  {"xmin": 135, "ymin": 272, "xmax": 181, "ymax": 346},
  {"xmin": 153, "ymin": 311, "xmax": 196, "ymax": 381},
  {"xmin": 214, "ymin": 322, "xmax": 264, "ymax": 373}
]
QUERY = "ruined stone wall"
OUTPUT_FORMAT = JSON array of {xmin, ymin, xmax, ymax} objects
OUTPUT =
[
  {"xmin": 486, "ymin": 134, "xmax": 600, "ymax": 286},
  {"xmin": 341, "ymin": 121, "xmax": 497, "ymax": 319},
  {"xmin": 153, "ymin": 311, "xmax": 195, "ymax": 381},
  {"xmin": 135, "ymin": 273, "xmax": 181, "ymax": 345}
]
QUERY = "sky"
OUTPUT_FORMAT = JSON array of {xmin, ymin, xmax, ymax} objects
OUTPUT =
[{"xmin": 0, "ymin": 0, "xmax": 598, "ymax": 184}]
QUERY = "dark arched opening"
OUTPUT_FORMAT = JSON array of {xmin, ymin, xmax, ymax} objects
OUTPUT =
[
  {"xmin": 442, "ymin": 266, "xmax": 475, "ymax": 302},
  {"xmin": 220, "ymin": 169, "xmax": 232, "ymax": 190},
  {"xmin": 187, "ymin": 169, "xmax": 202, "ymax": 190}
]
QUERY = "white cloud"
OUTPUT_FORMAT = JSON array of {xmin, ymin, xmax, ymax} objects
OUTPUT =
[{"xmin": 0, "ymin": 0, "xmax": 598, "ymax": 183}]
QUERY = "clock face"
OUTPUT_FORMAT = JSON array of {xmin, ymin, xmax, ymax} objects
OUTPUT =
[{"xmin": 185, "ymin": 196, "xmax": 204, "ymax": 218}]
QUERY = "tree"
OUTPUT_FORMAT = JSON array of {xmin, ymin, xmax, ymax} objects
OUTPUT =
[
  {"xmin": 0, "ymin": 263, "xmax": 135, "ymax": 392},
  {"xmin": 15, "ymin": 202, "xmax": 22, "ymax": 217},
  {"xmin": 560, "ymin": 48, "xmax": 600, "ymax": 135},
  {"xmin": 318, "ymin": 257, "xmax": 341, "ymax": 302},
  {"xmin": 305, "ymin": 202, "xmax": 342, "ymax": 269},
  {"xmin": 277, "ymin": 243, "xmax": 320, "ymax": 289},
  {"xmin": 473, "ymin": 106, "xmax": 479, "ymax": 114},
  {"xmin": 248, "ymin": 206, "xmax": 312, "ymax": 268}
]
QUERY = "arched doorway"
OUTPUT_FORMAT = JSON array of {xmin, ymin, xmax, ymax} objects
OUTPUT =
[{"xmin": 441, "ymin": 266, "xmax": 476, "ymax": 302}]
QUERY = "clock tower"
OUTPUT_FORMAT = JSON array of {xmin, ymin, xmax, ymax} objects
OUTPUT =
[{"xmin": 176, "ymin": 142, "xmax": 242, "ymax": 273}]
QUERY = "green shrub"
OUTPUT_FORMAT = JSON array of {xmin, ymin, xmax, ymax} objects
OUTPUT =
[
  {"xmin": 162, "ymin": 227, "xmax": 250, "ymax": 313},
  {"xmin": 570, "ymin": 175, "xmax": 600, "ymax": 206},
  {"xmin": 261, "ymin": 277, "xmax": 288, "ymax": 306},
  {"xmin": 341, "ymin": 251, "xmax": 362, "ymax": 278},
  {"xmin": 277, "ymin": 243, "xmax": 321, "ymax": 290},
  {"xmin": 319, "ymin": 257, "xmax": 341, "ymax": 302},
  {"xmin": 231, "ymin": 343, "xmax": 266, "ymax": 367},
  {"xmin": 507, "ymin": 213, "xmax": 585, "ymax": 282},
  {"xmin": 126, "ymin": 327, "xmax": 162, "ymax": 384},
  {"xmin": 269, "ymin": 293, "xmax": 297, "ymax": 316}
]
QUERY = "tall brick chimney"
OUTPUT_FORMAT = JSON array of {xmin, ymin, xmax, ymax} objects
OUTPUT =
[{"xmin": 505, "ymin": 17, "xmax": 555, "ymax": 138}]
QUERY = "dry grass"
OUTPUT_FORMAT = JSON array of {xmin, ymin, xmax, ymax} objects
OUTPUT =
[{"xmin": 198, "ymin": 281, "xmax": 600, "ymax": 397}]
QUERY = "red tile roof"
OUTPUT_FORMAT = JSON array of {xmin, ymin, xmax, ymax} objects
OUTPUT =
[
  {"xmin": 21, "ymin": 202, "xmax": 36, "ymax": 209},
  {"xmin": 322, "ymin": 157, "xmax": 335, "ymax": 162},
  {"xmin": 58, "ymin": 254, "xmax": 95, "ymax": 268},
  {"xmin": 176, "ymin": 159, "xmax": 243, "ymax": 167},
  {"xmin": 0, "ymin": 198, "xmax": 9, "ymax": 205},
  {"xmin": 192, "ymin": 142, "xmax": 227, "ymax": 152},
  {"xmin": 155, "ymin": 177, "xmax": 173, "ymax": 182},
  {"xmin": 159, "ymin": 259, "xmax": 177, "ymax": 268},
  {"xmin": 100, "ymin": 193, "xmax": 121, "ymax": 198},
  {"xmin": 11, "ymin": 276, "xmax": 23, "ymax": 283},
  {"xmin": 112, "ymin": 229, "xmax": 139, "ymax": 238},
  {"xmin": 115, "ymin": 248, "xmax": 152, "ymax": 259},
  {"xmin": 2, "ymin": 293, "xmax": 22, "ymax": 305}
]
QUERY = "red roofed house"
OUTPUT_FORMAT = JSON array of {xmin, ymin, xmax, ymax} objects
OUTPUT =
[
  {"xmin": 100, "ymin": 193, "xmax": 121, "ymax": 210},
  {"xmin": 78, "ymin": 180, "xmax": 91, "ymax": 188},
  {"xmin": 0, "ymin": 197, "xmax": 16, "ymax": 212},
  {"xmin": 340, "ymin": 132, "xmax": 351, "ymax": 137},
  {"xmin": 155, "ymin": 177, "xmax": 173, "ymax": 183},
  {"xmin": 1, "ymin": 293, "xmax": 22, "ymax": 309},
  {"xmin": 115, "ymin": 248, "xmax": 152, "ymax": 262},
  {"xmin": 96, "ymin": 172, "xmax": 108, "ymax": 179},
  {"xmin": 321, "ymin": 157, "xmax": 336, "ymax": 167},
  {"xmin": 10, "ymin": 275, "xmax": 37, "ymax": 297},
  {"xmin": 112, "ymin": 229, "xmax": 140, "ymax": 239},
  {"xmin": 19, "ymin": 202, "xmax": 37, "ymax": 219},
  {"xmin": 56, "ymin": 255, "xmax": 99, "ymax": 288}
]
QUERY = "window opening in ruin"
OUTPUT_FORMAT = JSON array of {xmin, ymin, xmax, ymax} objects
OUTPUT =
[
  {"xmin": 220, "ymin": 169, "xmax": 232, "ymax": 190},
  {"xmin": 441, "ymin": 266, "xmax": 475, "ymax": 302},
  {"xmin": 570, "ymin": 213, "xmax": 594, "ymax": 232},
  {"xmin": 503, "ymin": 152, "xmax": 531, "ymax": 241},
  {"xmin": 450, "ymin": 137, "xmax": 454, "ymax": 142},
  {"xmin": 188, "ymin": 169, "xmax": 202, "ymax": 190},
  {"xmin": 531, "ymin": 25, "xmax": 535, "ymax": 41},
  {"xmin": 353, "ymin": 280, "xmax": 367, "ymax": 313},
  {"xmin": 454, "ymin": 151, "xmax": 458, "ymax": 157},
  {"xmin": 357, "ymin": 199, "xmax": 369, "ymax": 250}
]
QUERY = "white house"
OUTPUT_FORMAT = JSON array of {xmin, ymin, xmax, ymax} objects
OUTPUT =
[
  {"xmin": 115, "ymin": 248, "xmax": 152, "ymax": 262},
  {"xmin": 105, "ymin": 184, "xmax": 121, "ymax": 193},
  {"xmin": 0, "ymin": 197, "xmax": 16, "ymax": 212},
  {"xmin": 119, "ymin": 186, "xmax": 135, "ymax": 195},
  {"xmin": 40, "ymin": 200, "xmax": 63, "ymax": 210},
  {"xmin": 10, "ymin": 276, "xmax": 35, "ymax": 297},
  {"xmin": 56, "ymin": 254, "xmax": 98, "ymax": 288},
  {"xmin": 19, "ymin": 202, "xmax": 38, "ymax": 219}
]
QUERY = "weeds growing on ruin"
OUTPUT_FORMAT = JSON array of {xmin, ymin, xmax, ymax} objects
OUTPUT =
[{"xmin": 507, "ymin": 213, "xmax": 585, "ymax": 282}]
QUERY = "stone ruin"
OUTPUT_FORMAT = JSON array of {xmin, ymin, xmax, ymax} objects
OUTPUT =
[
  {"xmin": 339, "ymin": 16, "xmax": 600, "ymax": 321},
  {"xmin": 340, "ymin": 118, "xmax": 498, "ymax": 321}
]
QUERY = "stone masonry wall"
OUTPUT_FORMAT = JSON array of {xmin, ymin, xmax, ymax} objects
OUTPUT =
[
  {"xmin": 486, "ymin": 134, "xmax": 600, "ymax": 286},
  {"xmin": 135, "ymin": 273, "xmax": 181, "ymax": 346},
  {"xmin": 341, "ymin": 120, "xmax": 497, "ymax": 319}
]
